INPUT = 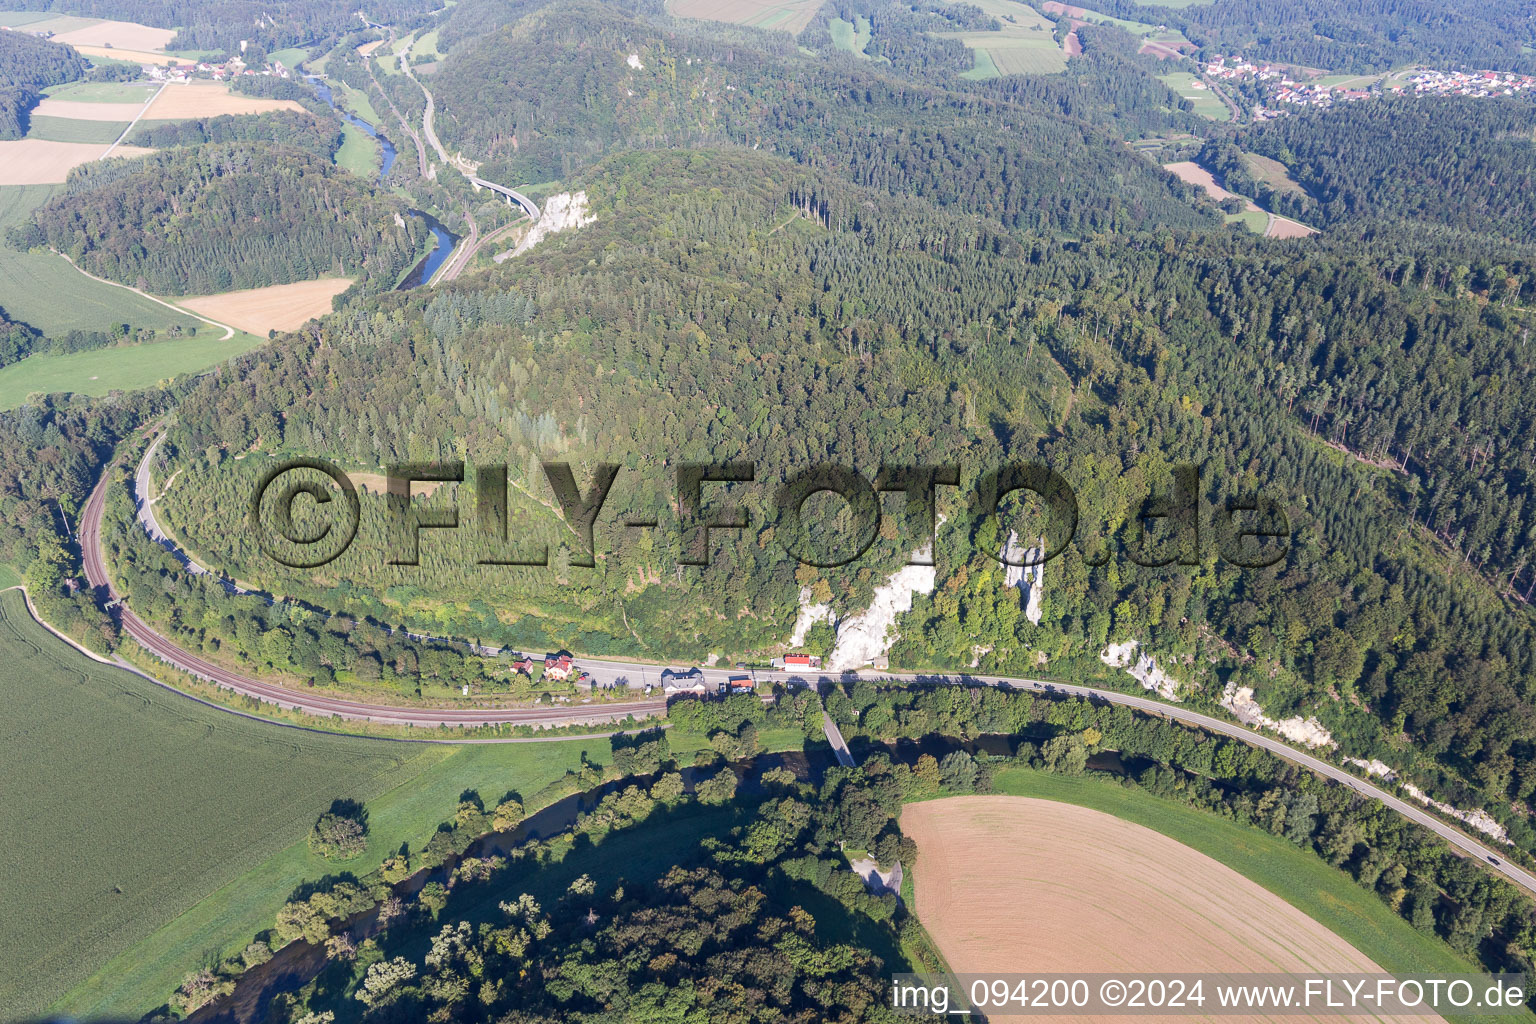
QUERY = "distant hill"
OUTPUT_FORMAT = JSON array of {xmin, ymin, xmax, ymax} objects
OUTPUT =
[
  {"xmin": 10, "ymin": 142, "xmax": 427, "ymax": 295},
  {"xmin": 0, "ymin": 29, "xmax": 86, "ymax": 140}
]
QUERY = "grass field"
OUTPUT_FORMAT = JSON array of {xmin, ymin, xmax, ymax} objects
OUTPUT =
[
  {"xmin": 1225, "ymin": 207, "xmax": 1269, "ymax": 234},
  {"xmin": 665, "ymin": 0, "xmax": 826, "ymax": 34},
  {"xmin": 335, "ymin": 121, "xmax": 379, "ymax": 177},
  {"xmin": 1243, "ymin": 150, "xmax": 1308, "ymax": 196},
  {"xmin": 829, "ymin": 15, "xmax": 873, "ymax": 58},
  {"xmin": 974, "ymin": 767, "xmax": 1490, "ymax": 998},
  {"xmin": 936, "ymin": 0, "xmax": 1066, "ymax": 76},
  {"xmin": 267, "ymin": 46, "xmax": 310, "ymax": 70},
  {"xmin": 0, "ymin": 331, "xmax": 272, "ymax": 409},
  {"xmin": 0, "ymin": 185, "xmax": 202, "ymax": 340},
  {"xmin": 0, "ymin": 589, "xmax": 623, "ymax": 1020},
  {"xmin": 41, "ymin": 80, "xmax": 160, "ymax": 104},
  {"xmin": 330, "ymin": 79, "xmax": 381, "ymax": 127},
  {"xmin": 959, "ymin": 47, "xmax": 1002, "ymax": 79},
  {"xmin": 0, "ymin": 11, "xmax": 100, "ymax": 34},
  {"xmin": 1159, "ymin": 70, "xmax": 1231, "ymax": 120},
  {"xmin": 410, "ymin": 27, "xmax": 442, "ymax": 60},
  {"xmin": 0, "ymin": 565, "xmax": 19, "ymax": 587},
  {"xmin": 24, "ymin": 115, "xmax": 128, "ymax": 144}
]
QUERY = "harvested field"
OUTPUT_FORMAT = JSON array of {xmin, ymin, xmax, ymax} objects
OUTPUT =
[
  {"xmin": 178, "ymin": 277, "xmax": 354, "ymax": 334},
  {"xmin": 1163, "ymin": 159, "xmax": 1239, "ymax": 201},
  {"xmin": 665, "ymin": 0, "xmax": 825, "ymax": 34},
  {"xmin": 66, "ymin": 45, "xmax": 180, "ymax": 65},
  {"xmin": 357, "ymin": 38, "xmax": 386, "ymax": 56},
  {"xmin": 0, "ymin": 140, "xmax": 152, "ymax": 185},
  {"xmin": 1062, "ymin": 29, "xmax": 1081, "ymax": 54},
  {"xmin": 49, "ymin": 18, "xmax": 176, "ymax": 52},
  {"xmin": 143, "ymin": 80, "xmax": 304, "ymax": 119},
  {"xmin": 902, "ymin": 796, "xmax": 1442, "ymax": 1024},
  {"xmin": 1268, "ymin": 215, "xmax": 1319, "ymax": 238},
  {"xmin": 29, "ymin": 97, "xmax": 148, "ymax": 121}
]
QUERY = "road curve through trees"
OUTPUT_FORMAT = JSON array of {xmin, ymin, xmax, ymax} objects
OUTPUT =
[{"xmin": 76, "ymin": 455, "xmax": 1536, "ymax": 897}]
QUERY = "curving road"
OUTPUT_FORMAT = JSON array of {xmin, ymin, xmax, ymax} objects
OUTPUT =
[{"xmin": 76, "ymin": 449, "xmax": 1536, "ymax": 897}]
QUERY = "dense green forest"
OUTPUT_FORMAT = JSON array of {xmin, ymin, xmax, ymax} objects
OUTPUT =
[
  {"xmin": 0, "ymin": 28, "xmax": 84, "ymax": 139},
  {"xmin": 424, "ymin": 1, "xmax": 1207, "ymax": 234},
  {"xmin": 127, "ymin": 109, "xmax": 343, "ymax": 159},
  {"xmin": 1043, "ymin": 0, "xmax": 1536, "ymax": 74},
  {"xmin": 1202, "ymin": 98, "xmax": 1536, "ymax": 246},
  {"xmin": 9, "ymin": 142, "xmax": 427, "ymax": 295},
  {"xmin": 127, "ymin": 126, "xmax": 1536, "ymax": 849}
]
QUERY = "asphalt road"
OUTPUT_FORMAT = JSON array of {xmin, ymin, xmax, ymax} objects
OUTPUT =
[{"xmin": 77, "ymin": 451, "xmax": 1536, "ymax": 897}]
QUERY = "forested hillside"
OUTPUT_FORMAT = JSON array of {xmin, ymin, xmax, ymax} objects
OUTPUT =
[
  {"xmin": 1059, "ymin": 0, "xmax": 1536, "ymax": 74},
  {"xmin": 10, "ymin": 143, "xmax": 427, "ymax": 295},
  {"xmin": 0, "ymin": 28, "xmax": 85, "ymax": 139},
  {"xmin": 134, "ymin": 140, "xmax": 1536, "ymax": 839},
  {"xmin": 127, "ymin": 109, "xmax": 342, "ymax": 160},
  {"xmin": 426, "ymin": 1, "xmax": 1211, "ymax": 235},
  {"xmin": 1202, "ymin": 98, "xmax": 1536, "ymax": 246}
]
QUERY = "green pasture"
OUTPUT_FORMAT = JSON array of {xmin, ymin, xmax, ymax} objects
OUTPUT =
[
  {"xmin": 1159, "ymin": 71, "xmax": 1231, "ymax": 120},
  {"xmin": 42, "ymin": 80, "xmax": 159, "ymax": 103},
  {"xmin": 25, "ymin": 115, "xmax": 127, "ymax": 144}
]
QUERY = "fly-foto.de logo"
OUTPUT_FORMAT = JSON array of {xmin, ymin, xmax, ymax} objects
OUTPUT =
[{"xmin": 249, "ymin": 460, "xmax": 1289, "ymax": 572}]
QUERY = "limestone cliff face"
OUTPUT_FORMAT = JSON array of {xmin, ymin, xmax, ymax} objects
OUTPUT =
[{"xmin": 1002, "ymin": 530, "xmax": 1044, "ymax": 626}]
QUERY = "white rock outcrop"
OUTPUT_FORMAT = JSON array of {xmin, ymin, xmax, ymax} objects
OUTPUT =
[
  {"xmin": 626, "ymin": 52, "xmax": 644, "ymax": 69},
  {"xmin": 789, "ymin": 587, "xmax": 836, "ymax": 648},
  {"xmin": 1100, "ymin": 640, "xmax": 1182, "ymax": 701},
  {"xmin": 1402, "ymin": 784, "xmax": 1511, "ymax": 845},
  {"xmin": 1221, "ymin": 682, "xmax": 1335, "ymax": 749},
  {"xmin": 1345, "ymin": 756, "xmax": 1396, "ymax": 780},
  {"xmin": 1002, "ymin": 531, "xmax": 1044, "ymax": 626},
  {"xmin": 520, "ymin": 191, "xmax": 595, "ymax": 253},
  {"xmin": 826, "ymin": 561, "xmax": 936, "ymax": 671}
]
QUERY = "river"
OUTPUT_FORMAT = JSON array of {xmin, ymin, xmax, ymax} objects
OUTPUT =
[{"xmin": 305, "ymin": 75, "xmax": 454, "ymax": 289}]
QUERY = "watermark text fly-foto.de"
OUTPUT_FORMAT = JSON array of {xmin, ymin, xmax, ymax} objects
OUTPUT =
[{"xmin": 249, "ymin": 459, "xmax": 1290, "ymax": 572}]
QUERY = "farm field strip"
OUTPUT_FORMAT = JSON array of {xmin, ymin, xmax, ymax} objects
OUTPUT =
[
  {"xmin": 30, "ymin": 97, "xmax": 152, "ymax": 120},
  {"xmin": 979, "ymin": 769, "xmax": 1491, "ymax": 987},
  {"xmin": 47, "ymin": 17, "xmax": 176, "ymax": 51},
  {"xmin": 664, "ymin": 0, "xmax": 826, "ymax": 35},
  {"xmin": 0, "ymin": 139, "xmax": 153, "ymax": 184},
  {"xmin": 141, "ymin": 80, "xmax": 305, "ymax": 120},
  {"xmin": 23, "ymin": 115, "xmax": 129, "ymax": 144},
  {"xmin": 0, "ymin": 589, "xmax": 443, "ymax": 1021},
  {"xmin": 177, "ymin": 277, "xmax": 355, "ymax": 335},
  {"xmin": 933, "ymin": 0, "xmax": 1066, "ymax": 76},
  {"xmin": 904, "ymin": 791, "xmax": 1451, "ymax": 1024}
]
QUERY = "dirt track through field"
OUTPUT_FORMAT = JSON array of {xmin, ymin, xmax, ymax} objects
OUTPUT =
[{"xmin": 902, "ymin": 796, "xmax": 1442, "ymax": 1024}]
